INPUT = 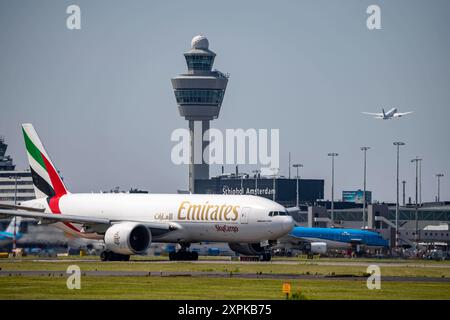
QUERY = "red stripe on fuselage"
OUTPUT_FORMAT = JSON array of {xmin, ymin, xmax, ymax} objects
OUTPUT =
[
  {"xmin": 48, "ymin": 196, "xmax": 62, "ymax": 213},
  {"xmin": 63, "ymin": 222, "xmax": 81, "ymax": 233},
  {"xmin": 48, "ymin": 196, "xmax": 80, "ymax": 232},
  {"xmin": 41, "ymin": 153, "xmax": 79, "ymax": 232}
]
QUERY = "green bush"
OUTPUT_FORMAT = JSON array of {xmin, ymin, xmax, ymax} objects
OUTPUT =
[{"xmin": 289, "ymin": 291, "xmax": 308, "ymax": 300}]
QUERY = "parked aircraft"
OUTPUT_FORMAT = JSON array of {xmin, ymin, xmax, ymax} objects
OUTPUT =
[
  {"xmin": 0, "ymin": 217, "xmax": 22, "ymax": 247},
  {"xmin": 283, "ymin": 226, "xmax": 389, "ymax": 254}
]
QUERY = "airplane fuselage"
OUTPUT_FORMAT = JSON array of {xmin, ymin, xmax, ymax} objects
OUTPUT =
[
  {"xmin": 22, "ymin": 193, "xmax": 294, "ymax": 244},
  {"xmin": 384, "ymin": 107, "xmax": 397, "ymax": 118},
  {"xmin": 288, "ymin": 226, "xmax": 388, "ymax": 249}
]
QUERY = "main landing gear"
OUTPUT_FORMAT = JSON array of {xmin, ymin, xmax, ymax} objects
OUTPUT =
[
  {"xmin": 100, "ymin": 250, "xmax": 130, "ymax": 261},
  {"xmin": 169, "ymin": 243, "xmax": 199, "ymax": 261},
  {"xmin": 259, "ymin": 252, "xmax": 272, "ymax": 262}
]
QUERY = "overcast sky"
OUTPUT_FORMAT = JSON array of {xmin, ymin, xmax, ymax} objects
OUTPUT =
[{"xmin": 1, "ymin": 0, "xmax": 449, "ymax": 203}]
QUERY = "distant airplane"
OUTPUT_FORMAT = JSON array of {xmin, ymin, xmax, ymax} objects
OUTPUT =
[
  {"xmin": 281, "ymin": 226, "xmax": 388, "ymax": 254},
  {"xmin": 362, "ymin": 107, "xmax": 413, "ymax": 120},
  {"xmin": 0, "ymin": 217, "xmax": 22, "ymax": 247}
]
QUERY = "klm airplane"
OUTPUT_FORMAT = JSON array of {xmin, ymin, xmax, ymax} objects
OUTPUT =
[
  {"xmin": 0, "ymin": 217, "xmax": 23, "ymax": 247},
  {"xmin": 288, "ymin": 226, "xmax": 389, "ymax": 254}
]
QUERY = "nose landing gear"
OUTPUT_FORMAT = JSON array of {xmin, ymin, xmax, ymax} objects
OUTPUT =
[{"xmin": 100, "ymin": 250, "xmax": 130, "ymax": 261}]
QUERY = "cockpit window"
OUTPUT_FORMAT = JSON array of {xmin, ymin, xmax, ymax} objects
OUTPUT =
[{"xmin": 269, "ymin": 211, "xmax": 288, "ymax": 217}]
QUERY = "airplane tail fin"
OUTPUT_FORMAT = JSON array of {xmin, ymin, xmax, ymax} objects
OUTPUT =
[
  {"xmin": 5, "ymin": 217, "xmax": 22, "ymax": 235},
  {"xmin": 21, "ymin": 124, "xmax": 69, "ymax": 199},
  {"xmin": 382, "ymin": 108, "xmax": 386, "ymax": 117}
]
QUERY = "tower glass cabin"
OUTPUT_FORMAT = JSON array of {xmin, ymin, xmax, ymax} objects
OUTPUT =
[{"xmin": 171, "ymin": 35, "xmax": 229, "ymax": 193}]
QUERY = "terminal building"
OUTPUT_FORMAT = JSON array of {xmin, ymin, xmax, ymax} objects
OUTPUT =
[
  {"xmin": 0, "ymin": 137, "xmax": 35, "ymax": 205},
  {"xmin": 195, "ymin": 172, "xmax": 324, "ymax": 208},
  {"xmin": 0, "ymin": 136, "xmax": 36, "ymax": 245},
  {"xmin": 289, "ymin": 201, "xmax": 450, "ymax": 250},
  {"xmin": 196, "ymin": 170, "xmax": 450, "ymax": 250}
]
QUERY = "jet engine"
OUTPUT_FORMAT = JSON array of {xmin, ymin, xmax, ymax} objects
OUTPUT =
[
  {"xmin": 228, "ymin": 242, "xmax": 265, "ymax": 256},
  {"xmin": 104, "ymin": 222, "xmax": 151, "ymax": 255},
  {"xmin": 309, "ymin": 242, "xmax": 327, "ymax": 254},
  {"xmin": 228, "ymin": 242, "xmax": 271, "ymax": 261}
]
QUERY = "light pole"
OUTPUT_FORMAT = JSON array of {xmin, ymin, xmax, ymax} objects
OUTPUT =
[
  {"xmin": 402, "ymin": 180, "xmax": 406, "ymax": 206},
  {"xmin": 360, "ymin": 147, "xmax": 370, "ymax": 229},
  {"xmin": 9, "ymin": 173, "xmax": 20, "ymax": 254},
  {"xmin": 288, "ymin": 152, "xmax": 291, "ymax": 179},
  {"xmin": 435, "ymin": 173, "xmax": 444, "ymax": 203},
  {"xmin": 293, "ymin": 164, "xmax": 303, "ymax": 208},
  {"xmin": 328, "ymin": 153, "xmax": 339, "ymax": 225},
  {"xmin": 393, "ymin": 142, "xmax": 405, "ymax": 250},
  {"xmin": 411, "ymin": 157, "xmax": 422, "ymax": 249},
  {"xmin": 270, "ymin": 168, "xmax": 278, "ymax": 201},
  {"xmin": 419, "ymin": 160, "xmax": 422, "ymax": 204},
  {"xmin": 252, "ymin": 169, "xmax": 260, "ymax": 194}
]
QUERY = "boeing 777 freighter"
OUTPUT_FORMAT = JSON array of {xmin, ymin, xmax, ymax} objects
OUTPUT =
[{"xmin": 0, "ymin": 124, "xmax": 294, "ymax": 261}]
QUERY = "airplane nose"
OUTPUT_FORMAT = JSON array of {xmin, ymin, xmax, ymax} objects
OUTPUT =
[{"xmin": 283, "ymin": 216, "xmax": 295, "ymax": 233}]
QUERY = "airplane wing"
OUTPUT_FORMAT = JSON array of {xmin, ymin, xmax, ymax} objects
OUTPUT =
[
  {"xmin": 0, "ymin": 203, "xmax": 46, "ymax": 212},
  {"xmin": 288, "ymin": 233, "xmax": 308, "ymax": 241},
  {"xmin": 287, "ymin": 228, "xmax": 309, "ymax": 241},
  {"xmin": 285, "ymin": 207, "xmax": 300, "ymax": 213},
  {"xmin": 362, "ymin": 112, "xmax": 382, "ymax": 116},
  {"xmin": 396, "ymin": 111, "xmax": 413, "ymax": 116},
  {"xmin": 0, "ymin": 207, "xmax": 178, "ymax": 233},
  {"xmin": 0, "ymin": 208, "xmax": 110, "ymax": 225}
]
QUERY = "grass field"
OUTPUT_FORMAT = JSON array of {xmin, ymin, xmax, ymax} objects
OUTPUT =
[
  {"xmin": 1, "ymin": 259, "xmax": 450, "ymax": 278},
  {"xmin": 1, "ymin": 257, "xmax": 450, "ymax": 299},
  {"xmin": 1, "ymin": 276, "xmax": 450, "ymax": 300}
]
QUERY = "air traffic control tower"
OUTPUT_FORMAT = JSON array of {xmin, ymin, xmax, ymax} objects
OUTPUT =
[{"xmin": 171, "ymin": 35, "xmax": 229, "ymax": 193}]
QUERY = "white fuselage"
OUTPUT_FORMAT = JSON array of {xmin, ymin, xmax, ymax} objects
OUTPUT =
[
  {"xmin": 22, "ymin": 193, "xmax": 294, "ymax": 244},
  {"xmin": 384, "ymin": 107, "xmax": 397, "ymax": 118}
]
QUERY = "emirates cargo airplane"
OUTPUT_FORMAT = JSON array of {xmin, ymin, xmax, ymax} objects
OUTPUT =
[{"xmin": 0, "ymin": 124, "xmax": 294, "ymax": 261}]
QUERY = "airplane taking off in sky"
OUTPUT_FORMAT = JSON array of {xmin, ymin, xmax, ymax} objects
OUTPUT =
[
  {"xmin": 0, "ymin": 217, "xmax": 22, "ymax": 247},
  {"xmin": 0, "ymin": 124, "xmax": 294, "ymax": 261},
  {"xmin": 281, "ymin": 226, "xmax": 388, "ymax": 254},
  {"xmin": 362, "ymin": 107, "xmax": 413, "ymax": 120}
]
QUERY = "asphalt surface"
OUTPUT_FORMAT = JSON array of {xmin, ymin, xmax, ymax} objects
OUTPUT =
[
  {"xmin": 1, "ymin": 269, "xmax": 450, "ymax": 282},
  {"xmin": 23, "ymin": 258, "xmax": 450, "ymax": 269}
]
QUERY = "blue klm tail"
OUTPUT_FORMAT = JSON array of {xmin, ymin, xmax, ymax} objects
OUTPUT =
[{"xmin": 0, "ymin": 217, "xmax": 23, "ymax": 241}]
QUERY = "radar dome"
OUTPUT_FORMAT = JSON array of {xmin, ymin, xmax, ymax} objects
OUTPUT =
[{"xmin": 191, "ymin": 35, "xmax": 209, "ymax": 50}]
